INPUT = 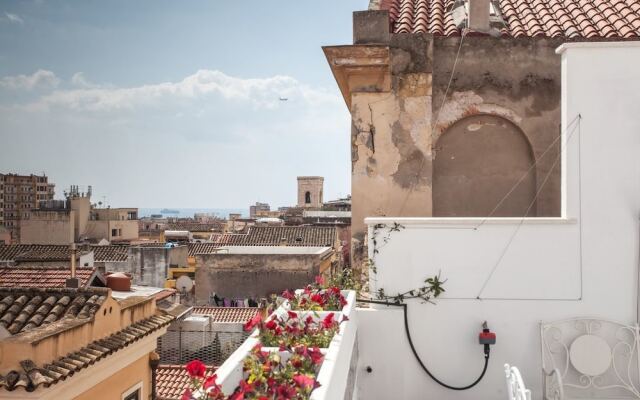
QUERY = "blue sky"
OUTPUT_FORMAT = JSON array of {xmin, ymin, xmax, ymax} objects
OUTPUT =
[{"xmin": 0, "ymin": 0, "xmax": 367, "ymax": 208}]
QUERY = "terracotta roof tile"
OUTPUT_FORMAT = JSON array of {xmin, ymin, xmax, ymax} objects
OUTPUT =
[
  {"xmin": 0, "ymin": 266, "xmax": 99, "ymax": 289},
  {"xmin": 376, "ymin": 0, "xmax": 640, "ymax": 38},
  {"xmin": 0, "ymin": 287, "xmax": 108, "ymax": 335},
  {"xmin": 191, "ymin": 307, "xmax": 259, "ymax": 323},
  {"xmin": 0, "ymin": 314, "xmax": 173, "ymax": 392},
  {"xmin": 156, "ymin": 364, "xmax": 217, "ymax": 400}
]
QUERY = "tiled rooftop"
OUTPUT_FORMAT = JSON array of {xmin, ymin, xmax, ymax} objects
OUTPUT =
[
  {"xmin": 0, "ymin": 314, "xmax": 173, "ymax": 392},
  {"xmin": 90, "ymin": 245, "xmax": 128, "ymax": 262},
  {"xmin": 189, "ymin": 226, "xmax": 337, "ymax": 255},
  {"xmin": 156, "ymin": 364, "xmax": 217, "ymax": 400},
  {"xmin": 0, "ymin": 266, "xmax": 101, "ymax": 289},
  {"xmin": 376, "ymin": 0, "xmax": 640, "ymax": 38},
  {"xmin": 191, "ymin": 307, "xmax": 259, "ymax": 323},
  {"xmin": 0, "ymin": 245, "xmax": 128, "ymax": 263},
  {"xmin": 0, "ymin": 287, "xmax": 107, "ymax": 335}
]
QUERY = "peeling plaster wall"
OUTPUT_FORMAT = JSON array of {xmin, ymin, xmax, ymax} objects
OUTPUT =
[
  {"xmin": 432, "ymin": 36, "xmax": 563, "ymax": 217},
  {"xmin": 348, "ymin": 34, "xmax": 562, "ymax": 268}
]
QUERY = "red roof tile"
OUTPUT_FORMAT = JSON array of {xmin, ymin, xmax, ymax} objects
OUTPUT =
[
  {"xmin": 156, "ymin": 364, "xmax": 217, "ymax": 400},
  {"xmin": 0, "ymin": 266, "xmax": 99, "ymax": 289},
  {"xmin": 191, "ymin": 307, "xmax": 259, "ymax": 323},
  {"xmin": 376, "ymin": 0, "xmax": 640, "ymax": 38}
]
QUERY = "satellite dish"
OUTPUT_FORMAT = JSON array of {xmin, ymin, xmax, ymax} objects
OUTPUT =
[{"xmin": 176, "ymin": 276, "xmax": 194, "ymax": 292}]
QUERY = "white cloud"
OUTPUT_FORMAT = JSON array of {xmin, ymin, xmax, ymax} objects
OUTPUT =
[
  {"xmin": 4, "ymin": 12, "xmax": 24, "ymax": 24},
  {"xmin": 30, "ymin": 69, "xmax": 339, "ymax": 112},
  {"xmin": 70, "ymin": 72, "xmax": 100, "ymax": 89},
  {"xmin": 0, "ymin": 69, "xmax": 59, "ymax": 90}
]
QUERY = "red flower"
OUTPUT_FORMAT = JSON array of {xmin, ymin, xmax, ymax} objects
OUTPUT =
[
  {"xmin": 310, "ymin": 293, "xmax": 325, "ymax": 306},
  {"xmin": 322, "ymin": 313, "xmax": 335, "ymax": 329},
  {"xmin": 305, "ymin": 315, "xmax": 313, "ymax": 325},
  {"xmin": 203, "ymin": 374, "xmax": 218, "ymax": 390},
  {"xmin": 287, "ymin": 310, "xmax": 298, "ymax": 320},
  {"xmin": 265, "ymin": 319, "xmax": 277, "ymax": 330},
  {"xmin": 293, "ymin": 374, "xmax": 319, "ymax": 390},
  {"xmin": 315, "ymin": 275, "xmax": 325, "ymax": 286},
  {"xmin": 185, "ymin": 360, "xmax": 206, "ymax": 378},
  {"xmin": 181, "ymin": 389, "xmax": 192, "ymax": 400},
  {"xmin": 341, "ymin": 315, "xmax": 350, "ymax": 323},
  {"xmin": 244, "ymin": 312, "xmax": 262, "ymax": 332}
]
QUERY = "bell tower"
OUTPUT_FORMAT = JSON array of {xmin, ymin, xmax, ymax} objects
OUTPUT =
[{"xmin": 297, "ymin": 176, "xmax": 324, "ymax": 208}]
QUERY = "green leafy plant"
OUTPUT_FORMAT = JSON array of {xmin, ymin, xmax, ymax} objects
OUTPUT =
[{"xmin": 376, "ymin": 273, "xmax": 446, "ymax": 304}]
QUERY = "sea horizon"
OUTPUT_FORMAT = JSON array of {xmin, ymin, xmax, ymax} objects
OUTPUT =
[{"xmin": 138, "ymin": 208, "xmax": 247, "ymax": 219}]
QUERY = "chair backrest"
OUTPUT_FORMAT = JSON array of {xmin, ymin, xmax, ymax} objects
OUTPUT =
[
  {"xmin": 540, "ymin": 318, "xmax": 640, "ymax": 399},
  {"xmin": 505, "ymin": 363, "xmax": 532, "ymax": 400}
]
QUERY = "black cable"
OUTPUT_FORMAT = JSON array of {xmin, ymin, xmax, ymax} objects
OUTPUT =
[{"xmin": 357, "ymin": 299, "xmax": 490, "ymax": 391}]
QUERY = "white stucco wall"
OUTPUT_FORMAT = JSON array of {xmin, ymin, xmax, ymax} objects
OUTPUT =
[{"xmin": 358, "ymin": 42, "xmax": 640, "ymax": 400}]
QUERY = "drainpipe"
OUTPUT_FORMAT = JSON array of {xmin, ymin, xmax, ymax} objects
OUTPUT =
[{"xmin": 149, "ymin": 351, "xmax": 160, "ymax": 400}]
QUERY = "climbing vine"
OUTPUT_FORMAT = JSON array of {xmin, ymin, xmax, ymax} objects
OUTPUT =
[{"xmin": 367, "ymin": 222, "xmax": 446, "ymax": 304}]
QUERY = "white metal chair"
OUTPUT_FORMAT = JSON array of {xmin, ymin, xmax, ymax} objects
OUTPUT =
[
  {"xmin": 505, "ymin": 363, "xmax": 532, "ymax": 400},
  {"xmin": 540, "ymin": 318, "xmax": 640, "ymax": 399}
]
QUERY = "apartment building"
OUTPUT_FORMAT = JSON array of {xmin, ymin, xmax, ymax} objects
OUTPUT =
[{"xmin": 0, "ymin": 173, "xmax": 55, "ymax": 243}]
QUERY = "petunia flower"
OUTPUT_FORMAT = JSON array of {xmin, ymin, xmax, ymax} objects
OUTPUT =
[{"xmin": 185, "ymin": 360, "xmax": 206, "ymax": 378}]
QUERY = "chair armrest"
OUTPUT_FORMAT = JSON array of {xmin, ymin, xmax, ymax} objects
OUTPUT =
[{"xmin": 543, "ymin": 368, "xmax": 564, "ymax": 400}]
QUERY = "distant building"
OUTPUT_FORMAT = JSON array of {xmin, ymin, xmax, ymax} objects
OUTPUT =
[
  {"xmin": 249, "ymin": 202, "xmax": 270, "ymax": 218},
  {"xmin": 0, "ymin": 227, "xmax": 9, "ymax": 245},
  {"xmin": 0, "ymin": 173, "xmax": 55, "ymax": 243},
  {"xmin": 323, "ymin": 195, "xmax": 351, "ymax": 211},
  {"xmin": 297, "ymin": 176, "xmax": 324, "ymax": 208},
  {"xmin": 195, "ymin": 246, "xmax": 334, "ymax": 303},
  {"xmin": 20, "ymin": 185, "xmax": 139, "ymax": 244}
]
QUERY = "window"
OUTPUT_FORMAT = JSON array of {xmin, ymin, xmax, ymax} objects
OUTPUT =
[
  {"xmin": 111, "ymin": 228, "xmax": 118, "ymax": 237},
  {"xmin": 122, "ymin": 382, "xmax": 142, "ymax": 400},
  {"xmin": 305, "ymin": 191, "xmax": 311, "ymax": 204}
]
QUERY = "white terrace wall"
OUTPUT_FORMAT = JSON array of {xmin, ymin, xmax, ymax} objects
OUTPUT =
[{"xmin": 359, "ymin": 42, "xmax": 640, "ymax": 400}]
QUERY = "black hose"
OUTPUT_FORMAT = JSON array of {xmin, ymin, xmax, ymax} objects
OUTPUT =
[{"xmin": 357, "ymin": 299, "xmax": 490, "ymax": 391}]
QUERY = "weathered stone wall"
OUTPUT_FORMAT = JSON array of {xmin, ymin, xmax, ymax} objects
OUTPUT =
[
  {"xmin": 346, "ymin": 32, "xmax": 562, "ymax": 268},
  {"xmin": 112, "ymin": 246, "xmax": 187, "ymax": 287},
  {"xmin": 195, "ymin": 253, "xmax": 323, "ymax": 303}
]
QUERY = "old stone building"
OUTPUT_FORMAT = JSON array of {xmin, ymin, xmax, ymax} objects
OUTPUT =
[{"xmin": 324, "ymin": 0, "xmax": 640, "ymax": 267}]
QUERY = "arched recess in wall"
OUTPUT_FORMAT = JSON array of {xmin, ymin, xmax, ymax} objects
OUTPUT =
[
  {"xmin": 305, "ymin": 191, "xmax": 311, "ymax": 204},
  {"xmin": 433, "ymin": 114, "xmax": 537, "ymax": 217}
]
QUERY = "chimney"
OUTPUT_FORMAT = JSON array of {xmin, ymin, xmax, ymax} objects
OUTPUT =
[
  {"xmin": 66, "ymin": 242, "xmax": 80, "ymax": 288},
  {"xmin": 468, "ymin": 0, "xmax": 490, "ymax": 32}
]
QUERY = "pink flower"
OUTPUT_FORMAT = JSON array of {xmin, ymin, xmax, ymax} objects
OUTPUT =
[
  {"xmin": 181, "ymin": 389, "xmax": 192, "ymax": 400},
  {"xmin": 341, "ymin": 315, "xmax": 350, "ymax": 323},
  {"xmin": 281, "ymin": 290, "xmax": 294, "ymax": 300},
  {"xmin": 185, "ymin": 360, "xmax": 206, "ymax": 378},
  {"xmin": 293, "ymin": 374, "xmax": 319, "ymax": 390},
  {"xmin": 315, "ymin": 275, "xmax": 325, "ymax": 286},
  {"xmin": 308, "ymin": 347, "xmax": 324, "ymax": 365}
]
